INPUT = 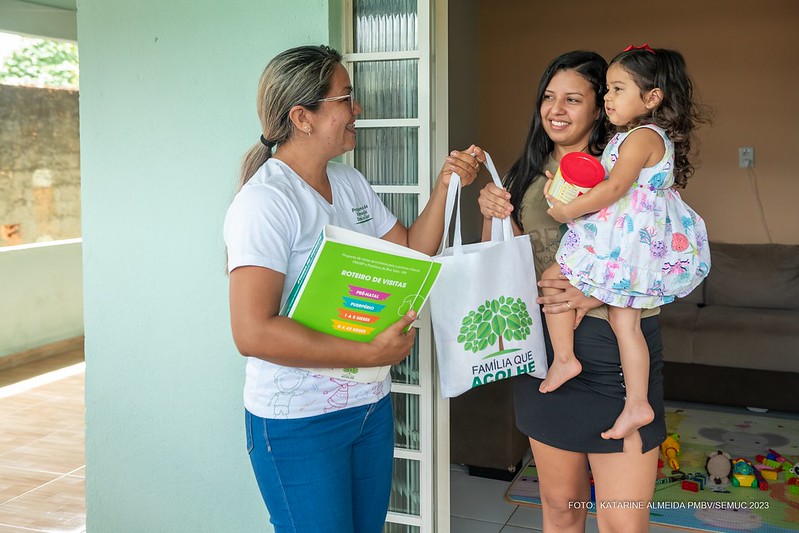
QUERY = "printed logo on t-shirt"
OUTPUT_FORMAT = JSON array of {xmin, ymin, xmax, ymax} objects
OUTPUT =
[{"xmin": 352, "ymin": 204, "xmax": 373, "ymax": 224}]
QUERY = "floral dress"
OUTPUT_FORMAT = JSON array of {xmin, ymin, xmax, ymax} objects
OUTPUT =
[{"xmin": 557, "ymin": 124, "xmax": 711, "ymax": 309}]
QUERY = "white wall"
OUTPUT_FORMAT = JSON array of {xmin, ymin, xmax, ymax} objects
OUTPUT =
[{"xmin": 0, "ymin": 239, "xmax": 83, "ymax": 358}]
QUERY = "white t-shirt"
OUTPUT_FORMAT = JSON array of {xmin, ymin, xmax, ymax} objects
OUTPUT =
[{"xmin": 224, "ymin": 158, "xmax": 398, "ymax": 419}]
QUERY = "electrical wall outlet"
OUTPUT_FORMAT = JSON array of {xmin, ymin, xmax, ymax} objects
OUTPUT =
[{"xmin": 739, "ymin": 146, "xmax": 755, "ymax": 168}]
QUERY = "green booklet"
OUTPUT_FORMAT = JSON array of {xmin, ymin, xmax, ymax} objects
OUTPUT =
[{"xmin": 282, "ymin": 225, "xmax": 442, "ymax": 382}]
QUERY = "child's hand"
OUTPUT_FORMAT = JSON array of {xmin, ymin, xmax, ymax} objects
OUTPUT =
[
  {"xmin": 546, "ymin": 196, "xmax": 572, "ymax": 223},
  {"xmin": 542, "ymin": 170, "xmax": 554, "ymax": 196}
]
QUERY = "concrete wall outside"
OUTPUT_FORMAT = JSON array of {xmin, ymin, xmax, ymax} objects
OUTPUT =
[
  {"xmin": 0, "ymin": 85, "xmax": 81, "ymax": 247},
  {"xmin": 0, "ymin": 239, "xmax": 83, "ymax": 358}
]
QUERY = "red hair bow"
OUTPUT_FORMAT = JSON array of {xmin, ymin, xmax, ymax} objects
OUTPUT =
[{"xmin": 623, "ymin": 43, "xmax": 655, "ymax": 54}]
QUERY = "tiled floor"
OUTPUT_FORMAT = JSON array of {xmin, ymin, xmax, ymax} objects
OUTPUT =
[{"xmin": 0, "ymin": 351, "xmax": 86, "ymax": 533}]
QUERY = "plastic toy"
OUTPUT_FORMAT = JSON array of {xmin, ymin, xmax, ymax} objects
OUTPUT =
[
  {"xmin": 768, "ymin": 448, "xmax": 789, "ymax": 463},
  {"xmin": 751, "ymin": 463, "xmax": 769, "ymax": 490},
  {"xmin": 756, "ymin": 455, "xmax": 782, "ymax": 470},
  {"xmin": 679, "ymin": 472, "xmax": 707, "ymax": 492},
  {"xmin": 705, "ymin": 450, "xmax": 733, "ymax": 492},
  {"xmin": 759, "ymin": 449, "xmax": 799, "ymax": 479},
  {"xmin": 660, "ymin": 433, "xmax": 681, "ymax": 471},
  {"xmin": 655, "ymin": 471, "xmax": 686, "ymax": 486},
  {"xmin": 756, "ymin": 466, "xmax": 779, "ymax": 481},
  {"xmin": 766, "ymin": 449, "xmax": 799, "ymax": 475},
  {"xmin": 687, "ymin": 472, "xmax": 707, "ymax": 489},
  {"xmin": 731, "ymin": 458, "xmax": 758, "ymax": 488},
  {"xmin": 681, "ymin": 480, "xmax": 700, "ymax": 492}
]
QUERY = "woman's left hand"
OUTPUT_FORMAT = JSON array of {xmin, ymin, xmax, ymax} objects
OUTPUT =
[
  {"xmin": 438, "ymin": 144, "xmax": 486, "ymax": 188},
  {"xmin": 537, "ymin": 275, "xmax": 602, "ymax": 328}
]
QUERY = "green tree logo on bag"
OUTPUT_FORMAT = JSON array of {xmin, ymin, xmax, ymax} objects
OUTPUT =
[{"xmin": 458, "ymin": 296, "xmax": 533, "ymax": 357}]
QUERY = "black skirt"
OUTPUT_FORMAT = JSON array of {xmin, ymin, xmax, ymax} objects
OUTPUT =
[{"xmin": 514, "ymin": 316, "xmax": 667, "ymax": 453}]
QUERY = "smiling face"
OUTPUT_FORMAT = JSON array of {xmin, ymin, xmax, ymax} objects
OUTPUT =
[
  {"xmin": 308, "ymin": 63, "xmax": 362, "ymax": 159},
  {"xmin": 604, "ymin": 63, "xmax": 652, "ymax": 127},
  {"xmin": 540, "ymin": 69, "xmax": 601, "ymax": 158}
]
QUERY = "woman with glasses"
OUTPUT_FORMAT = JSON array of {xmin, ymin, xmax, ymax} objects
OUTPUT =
[{"xmin": 224, "ymin": 45, "xmax": 484, "ymax": 533}]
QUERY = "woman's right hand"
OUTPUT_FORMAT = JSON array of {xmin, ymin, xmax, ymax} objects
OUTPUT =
[
  {"xmin": 368, "ymin": 310, "xmax": 418, "ymax": 365},
  {"xmin": 478, "ymin": 182, "xmax": 513, "ymax": 220}
]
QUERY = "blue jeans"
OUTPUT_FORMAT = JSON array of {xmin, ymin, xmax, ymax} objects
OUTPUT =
[{"xmin": 245, "ymin": 394, "xmax": 394, "ymax": 533}]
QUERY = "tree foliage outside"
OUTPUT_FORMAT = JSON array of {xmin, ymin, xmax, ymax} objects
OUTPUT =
[
  {"xmin": 457, "ymin": 296, "xmax": 533, "ymax": 354},
  {"xmin": 0, "ymin": 39, "xmax": 78, "ymax": 89}
]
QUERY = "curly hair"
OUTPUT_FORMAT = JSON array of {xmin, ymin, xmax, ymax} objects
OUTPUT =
[{"xmin": 609, "ymin": 48, "xmax": 711, "ymax": 188}]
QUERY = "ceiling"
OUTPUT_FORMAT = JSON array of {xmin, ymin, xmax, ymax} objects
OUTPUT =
[{"xmin": 0, "ymin": 0, "xmax": 77, "ymax": 41}]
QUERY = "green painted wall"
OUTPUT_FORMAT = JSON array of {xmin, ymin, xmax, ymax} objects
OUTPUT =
[
  {"xmin": 0, "ymin": 240, "xmax": 83, "ymax": 358},
  {"xmin": 79, "ymin": 1, "xmax": 333, "ymax": 530}
]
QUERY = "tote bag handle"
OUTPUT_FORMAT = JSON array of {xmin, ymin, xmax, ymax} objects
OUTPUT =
[{"xmin": 440, "ymin": 151, "xmax": 513, "ymax": 255}]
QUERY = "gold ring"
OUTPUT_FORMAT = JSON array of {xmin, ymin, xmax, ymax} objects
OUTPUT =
[{"xmin": 565, "ymin": 301, "xmax": 571, "ymax": 310}]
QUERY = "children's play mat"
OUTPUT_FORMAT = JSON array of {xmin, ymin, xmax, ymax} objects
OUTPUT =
[{"xmin": 505, "ymin": 405, "xmax": 799, "ymax": 531}]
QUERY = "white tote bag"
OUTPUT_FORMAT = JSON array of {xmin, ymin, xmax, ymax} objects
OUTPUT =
[{"xmin": 429, "ymin": 152, "xmax": 548, "ymax": 398}]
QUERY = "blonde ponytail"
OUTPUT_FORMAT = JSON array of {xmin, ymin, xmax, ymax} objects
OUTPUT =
[
  {"xmin": 236, "ymin": 45, "xmax": 342, "ymax": 191},
  {"xmin": 238, "ymin": 143, "xmax": 272, "ymax": 190}
]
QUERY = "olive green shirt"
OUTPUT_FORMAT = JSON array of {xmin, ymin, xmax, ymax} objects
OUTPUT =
[{"xmin": 517, "ymin": 155, "xmax": 658, "ymax": 321}]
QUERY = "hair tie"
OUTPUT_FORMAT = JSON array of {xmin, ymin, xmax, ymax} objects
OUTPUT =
[
  {"xmin": 260, "ymin": 134, "xmax": 276, "ymax": 148},
  {"xmin": 623, "ymin": 44, "xmax": 655, "ymax": 55}
]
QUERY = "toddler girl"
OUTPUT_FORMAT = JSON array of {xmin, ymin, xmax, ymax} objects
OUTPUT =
[{"xmin": 539, "ymin": 45, "xmax": 710, "ymax": 440}]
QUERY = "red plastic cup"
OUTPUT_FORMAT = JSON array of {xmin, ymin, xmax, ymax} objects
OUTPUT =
[{"xmin": 546, "ymin": 152, "xmax": 605, "ymax": 207}]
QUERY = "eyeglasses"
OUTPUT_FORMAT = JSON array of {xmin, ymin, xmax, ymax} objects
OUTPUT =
[{"xmin": 316, "ymin": 89, "xmax": 355, "ymax": 112}]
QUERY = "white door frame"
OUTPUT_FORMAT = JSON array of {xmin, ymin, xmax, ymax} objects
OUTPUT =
[
  {"xmin": 431, "ymin": 0, "xmax": 451, "ymax": 531},
  {"xmin": 340, "ymin": 0, "xmax": 450, "ymax": 530}
]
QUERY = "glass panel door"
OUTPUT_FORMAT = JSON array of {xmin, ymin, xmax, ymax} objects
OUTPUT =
[{"xmin": 341, "ymin": 0, "xmax": 439, "ymax": 531}]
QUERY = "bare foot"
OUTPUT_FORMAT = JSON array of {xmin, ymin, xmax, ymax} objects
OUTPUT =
[
  {"xmin": 539, "ymin": 356, "xmax": 582, "ymax": 393},
  {"xmin": 601, "ymin": 399, "xmax": 655, "ymax": 440}
]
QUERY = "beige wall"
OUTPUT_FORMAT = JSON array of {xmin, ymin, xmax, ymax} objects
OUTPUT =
[
  {"xmin": 448, "ymin": 0, "xmax": 485, "ymax": 243},
  {"xmin": 459, "ymin": 0, "xmax": 798, "ymax": 244}
]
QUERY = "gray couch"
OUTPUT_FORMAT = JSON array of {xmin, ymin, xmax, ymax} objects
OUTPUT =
[{"xmin": 659, "ymin": 242, "xmax": 799, "ymax": 413}]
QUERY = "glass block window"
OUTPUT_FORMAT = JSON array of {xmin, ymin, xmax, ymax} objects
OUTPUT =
[
  {"xmin": 354, "ymin": 0, "xmax": 418, "ymax": 53},
  {"xmin": 389, "ymin": 457, "xmax": 421, "ymax": 516},
  {"xmin": 355, "ymin": 128, "xmax": 419, "ymax": 186},
  {"xmin": 354, "ymin": 60, "xmax": 419, "ymax": 120},
  {"xmin": 391, "ymin": 392, "xmax": 421, "ymax": 450}
]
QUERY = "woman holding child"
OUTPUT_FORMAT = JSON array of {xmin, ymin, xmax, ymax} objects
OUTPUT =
[{"xmin": 479, "ymin": 50, "xmax": 669, "ymax": 532}]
